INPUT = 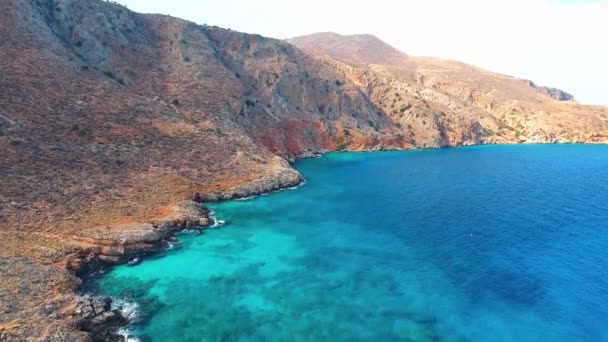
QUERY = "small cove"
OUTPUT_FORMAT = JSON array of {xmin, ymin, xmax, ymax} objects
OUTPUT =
[{"xmin": 89, "ymin": 145, "xmax": 608, "ymax": 341}]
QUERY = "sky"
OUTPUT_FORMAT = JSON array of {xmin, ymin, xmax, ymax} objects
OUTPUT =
[{"xmin": 114, "ymin": 0, "xmax": 607, "ymax": 105}]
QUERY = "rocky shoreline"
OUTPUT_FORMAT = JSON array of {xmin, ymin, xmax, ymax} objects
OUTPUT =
[
  {"xmin": 60, "ymin": 200, "xmax": 212, "ymax": 341},
  {"xmin": 74, "ymin": 145, "xmax": 494, "ymax": 340},
  {"xmin": 53, "ymin": 141, "xmax": 608, "ymax": 341},
  {"xmin": 60, "ymin": 171, "xmax": 304, "ymax": 341},
  {"xmin": 2, "ymin": 1, "xmax": 607, "ymax": 338}
]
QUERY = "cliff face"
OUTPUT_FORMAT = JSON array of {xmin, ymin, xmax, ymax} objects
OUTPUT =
[
  {"xmin": 527, "ymin": 81, "xmax": 575, "ymax": 101},
  {"xmin": 289, "ymin": 33, "xmax": 608, "ymax": 146},
  {"xmin": 1, "ymin": 1, "xmax": 608, "ymax": 340},
  {"xmin": 0, "ymin": 0, "xmax": 407, "ymax": 236}
]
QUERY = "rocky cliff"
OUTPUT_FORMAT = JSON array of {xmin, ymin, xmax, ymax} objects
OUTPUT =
[
  {"xmin": 526, "ymin": 81, "xmax": 575, "ymax": 101},
  {"xmin": 1, "ymin": 1, "xmax": 608, "ymax": 340},
  {"xmin": 289, "ymin": 32, "xmax": 608, "ymax": 145}
]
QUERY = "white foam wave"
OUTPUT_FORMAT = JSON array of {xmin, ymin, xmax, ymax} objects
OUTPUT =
[
  {"xmin": 166, "ymin": 240, "xmax": 179, "ymax": 250},
  {"xmin": 116, "ymin": 327, "xmax": 139, "ymax": 342},
  {"xmin": 178, "ymin": 229, "xmax": 199, "ymax": 234},
  {"xmin": 236, "ymin": 195, "xmax": 257, "ymax": 201},
  {"xmin": 110, "ymin": 298, "xmax": 141, "ymax": 340},
  {"xmin": 285, "ymin": 179, "xmax": 307, "ymax": 190},
  {"xmin": 111, "ymin": 298, "xmax": 139, "ymax": 321},
  {"xmin": 235, "ymin": 179, "xmax": 308, "ymax": 201},
  {"xmin": 209, "ymin": 211, "xmax": 226, "ymax": 228}
]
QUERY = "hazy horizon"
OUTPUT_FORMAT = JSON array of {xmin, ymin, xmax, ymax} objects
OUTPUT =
[{"xmin": 113, "ymin": 0, "xmax": 607, "ymax": 106}]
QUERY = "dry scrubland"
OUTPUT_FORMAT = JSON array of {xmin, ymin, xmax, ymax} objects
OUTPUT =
[{"xmin": 1, "ymin": 0, "xmax": 607, "ymax": 340}]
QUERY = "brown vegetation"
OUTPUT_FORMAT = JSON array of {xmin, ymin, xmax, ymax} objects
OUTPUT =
[{"xmin": 1, "ymin": 2, "xmax": 607, "ymax": 340}]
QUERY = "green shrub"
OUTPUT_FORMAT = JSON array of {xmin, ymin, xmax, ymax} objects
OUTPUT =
[
  {"xmin": 172, "ymin": 99, "xmax": 180, "ymax": 106},
  {"xmin": 71, "ymin": 124, "xmax": 80, "ymax": 131}
]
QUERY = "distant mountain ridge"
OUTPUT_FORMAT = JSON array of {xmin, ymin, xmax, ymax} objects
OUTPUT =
[
  {"xmin": 289, "ymin": 32, "xmax": 576, "ymax": 102},
  {"xmin": 289, "ymin": 32, "xmax": 408, "ymax": 66},
  {"xmin": 526, "ymin": 80, "xmax": 575, "ymax": 101}
]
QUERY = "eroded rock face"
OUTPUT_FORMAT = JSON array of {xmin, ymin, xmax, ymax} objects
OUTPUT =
[
  {"xmin": 200, "ymin": 159, "xmax": 303, "ymax": 201},
  {"xmin": 527, "ymin": 81, "xmax": 575, "ymax": 101},
  {"xmin": 290, "ymin": 33, "xmax": 608, "ymax": 146},
  {"xmin": 67, "ymin": 201, "xmax": 212, "ymax": 265},
  {"xmin": 76, "ymin": 296, "xmax": 127, "ymax": 339},
  {"xmin": 32, "ymin": 294, "xmax": 128, "ymax": 341}
]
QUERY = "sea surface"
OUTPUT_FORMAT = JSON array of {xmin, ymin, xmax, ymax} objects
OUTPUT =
[{"xmin": 90, "ymin": 145, "xmax": 608, "ymax": 341}]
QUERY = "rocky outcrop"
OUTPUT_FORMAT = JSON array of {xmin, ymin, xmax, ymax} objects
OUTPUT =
[
  {"xmin": 67, "ymin": 201, "xmax": 212, "ymax": 266},
  {"xmin": 74, "ymin": 296, "xmax": 127, "ymax": 341},
  {"xmin": 527, "ymin": 81, "xmax": 575, "ymax": 101},
  {"xmin": 199, "ymin": 160, "xmax": 303, "ymax": 201}
]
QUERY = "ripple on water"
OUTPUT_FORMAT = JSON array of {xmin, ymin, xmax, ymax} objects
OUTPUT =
[{"xmin": 94, "ymin": 145, "xmax": 608, "ymax": 341}]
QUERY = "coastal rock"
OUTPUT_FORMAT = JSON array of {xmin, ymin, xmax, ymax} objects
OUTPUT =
[
  {"xmin": 66, "ymin": 252, "xmax": 101, "ymax": 276},
  {"xmin": 75, "ymin": 296, "xmax": 128, "ymax": 339},
  {"xmin": 200, "ymin": 163, "xmax": 303, "ymax": 202},
  {"xmin": 69, "ymin": 200, "xmax": 212, "ymax": 264},
  {"xmin": 526, "ymin": 81, "xmax": 575, "ymax": 101}
]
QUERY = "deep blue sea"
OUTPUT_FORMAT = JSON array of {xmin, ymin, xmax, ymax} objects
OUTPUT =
[{"xmin": 91, "ymin": 145, "xmax": 608, "ymax": 341}]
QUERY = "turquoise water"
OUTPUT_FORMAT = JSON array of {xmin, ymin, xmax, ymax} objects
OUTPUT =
[{"xmin": 91, "ymin": 145, "xmax": 608, "ymax": 341}]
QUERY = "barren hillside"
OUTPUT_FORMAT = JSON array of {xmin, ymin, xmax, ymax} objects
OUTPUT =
[
  {"xmin": 1, "ymin": 2, "xmax": 607, "ymax": 341},
  {"xmin": 290, "ymin": 32, "xmax": 608, "ymax": 145}
]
